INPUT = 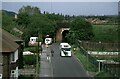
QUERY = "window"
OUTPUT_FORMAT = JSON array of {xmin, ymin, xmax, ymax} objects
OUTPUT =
[
  {"xmin": 11, "ymin": 50, "xmax": 18, "ymax": 63},
  {"xmin": 31, "ymin": 39, "xmax": 33, "ymax": 41},
  {"xmin": 62, "ymin": 48, "xmax": 71, "ymax": 51},
  {"xmin": 64, "ymin": 45, "xmax": 69, "ymax": 47},
  {"xmin": 11, "ymin": 70, "xmax": 16, "ymax": 79},
  {"xmin": 10, "ymin": 67, "xmax": 18, "ymax": 79},
  {"xmin": 11, "ymin": 53, "xmax": 15, "ymax": 62},
  {"xmin": 0, "ymin": 74, "xmax": 2, "ymax": 79}
]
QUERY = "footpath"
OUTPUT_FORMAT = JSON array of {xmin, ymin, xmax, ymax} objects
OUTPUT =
[{"xmin": 39, "ymin": 44, "xmax": 53, "ymax": 77}]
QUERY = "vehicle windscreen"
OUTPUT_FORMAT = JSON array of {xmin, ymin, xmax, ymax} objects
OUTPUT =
[
  {"xmin": 46, "ymin": 39, "xmax": 50, "ymax": 41},
  {"xmin": 62, "ymin": 48, "xmax": 71, "ymax": 51}
]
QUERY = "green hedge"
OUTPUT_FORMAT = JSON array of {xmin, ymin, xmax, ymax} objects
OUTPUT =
[{"xmin": 23, "ymin": 55, "xmax": 36, "ymax": 65}]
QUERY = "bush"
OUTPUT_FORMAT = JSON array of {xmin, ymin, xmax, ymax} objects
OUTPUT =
[
  {"xmin": 23, "ymin": 55, "xmax": 36, "ymax": 65},
  {"xmin": 18, "ymin": 75, "xmax": 34, "ymax": 79}
]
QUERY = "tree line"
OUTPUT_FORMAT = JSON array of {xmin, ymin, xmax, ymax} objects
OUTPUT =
[{"xmin": 2, "ymin": 5, "xmax": 94, "ymax": 46}]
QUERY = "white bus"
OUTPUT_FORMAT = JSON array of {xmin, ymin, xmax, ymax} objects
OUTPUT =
[{"xmin": 60, "ymin": 43, "xmax": 72, "ymax": 57}]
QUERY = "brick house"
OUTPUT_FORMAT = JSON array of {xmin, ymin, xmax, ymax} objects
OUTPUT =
[{"xmin": 0, "ymin": 28, "xmax": 23, "ymax": 79}]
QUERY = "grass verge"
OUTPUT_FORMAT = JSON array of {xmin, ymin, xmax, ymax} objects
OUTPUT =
[
  {"xmin": 74, "ymin": 47, "xmax": 98, "ymax": 72},
  {"xmin": 94, "ymin": 71, "xmax": 116, "ymax": 79}
]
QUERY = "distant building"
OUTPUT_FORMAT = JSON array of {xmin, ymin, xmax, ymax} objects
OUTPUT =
[
  {"xmin": 85, "ymin": 18, "xmax": 108, "ymax": 24},
  {"xmin": 0, "ymin": 28, "xmax": 23, "ymax": 79},
  {"xmin": 15, "ymin": 14, "xmax": 17, "ymax": 19}
]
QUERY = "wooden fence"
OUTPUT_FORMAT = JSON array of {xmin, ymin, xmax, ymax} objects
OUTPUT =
[
  {"xmin": 76, "ymin": 40, "xmax": 120, "ymax": 78},
  {"xmin": 78, "ymin": 40, "xmax": 119, "ymax": 51}
]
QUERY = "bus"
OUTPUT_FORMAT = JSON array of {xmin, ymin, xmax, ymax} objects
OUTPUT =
[{"xmin": 60, "ymin": 43, "xmax": 72, "ymax": 57}]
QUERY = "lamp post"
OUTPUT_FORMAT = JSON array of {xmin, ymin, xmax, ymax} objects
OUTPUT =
[
  {"xmin": 99, "ymin": 41, "xmax": 101, "ymax": 51},
  {"xmin": 35, "ymin": 33, "xmax": 42, "ymax": 79},
  {"xmin": 98, "ymin": 41, "xmax": 101, "ymax": 72},
  {"xmin": 35, "ymin": 40, "xmax": 39, "ymax": 79},
  {"xmin": 70, "ymin": 31, "xmax": 78, "ymax": 44},
  {"xmin": 86, "ymin": 41, "xmax": 89, "ymax": 74},
  {"xmin": 73, "ymin": 32, "xmax": 75, "ymax": 44}
]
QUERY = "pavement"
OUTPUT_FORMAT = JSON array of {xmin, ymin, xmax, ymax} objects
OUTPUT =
[{"xmin": 39, "ymin": 44, "xmax": 53, "ymax": 77}]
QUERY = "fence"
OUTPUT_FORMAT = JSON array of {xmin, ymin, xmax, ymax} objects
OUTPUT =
[
  {"xmin": 102, "ymin": 63, "xmax": 120, "ymax": 77},
  {"xmin": 78, "ymin": 41, "xmax": 119, "ymax": 51},
  {"xmin": 77, "ymin": 43, "xmax": 99, "ymax": 67},
  {"xmin": 76, "ymin": 40, "xmax": 120, "ymax": 78}
]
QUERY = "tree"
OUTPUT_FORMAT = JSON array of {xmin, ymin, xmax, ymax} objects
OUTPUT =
[
  {"xmin": 68, "ymin": 18, "xmax": 94, "ymax": 42},
  {"xmin": 17, "ymin": 5, "xmax": 41, "ymax": 28},
  {"xmin": 45, "ymin": 12, "xmax": 64, "ymax": 23},
  {"xmin": 2, "ymin": 11, "xmax": 18, "ymax": 32},
  {"xmin": 17, "ymin": 6, "xmax": 41, "ymax": 27},
  {"xmin": 22, "ymin": 14, "xmax": 55, "ymax": 46},
  {"xmin": 19, "ymin": 5, "xmax": 41, "ymax": 15},
  {"xmin": 29, "ymin": 14, "xmax": 55, "ymax": 35},
  {"xmin": 17, "ymin": 13, "xmax": 30, "ymax": 27}
]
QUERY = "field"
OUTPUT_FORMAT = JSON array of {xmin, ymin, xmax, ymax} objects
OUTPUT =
[{"xmin": 92, "ymin": 25, "xmax": 118, "ymax": 42}]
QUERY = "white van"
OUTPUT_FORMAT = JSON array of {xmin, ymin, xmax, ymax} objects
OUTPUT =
[
  {"xmin": 45, "ymin": 38, "xmax": 52, "ymax": 45},
  {"xmin": 60, "ymin": 43, "xmax": 72, "ymax": 57}
]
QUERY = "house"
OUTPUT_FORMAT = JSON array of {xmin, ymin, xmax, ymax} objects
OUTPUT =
[
  {"xmin": 0, "ymin": 28, "xmax": 23, "ymax": 79},
  {"xmin": 1, "ymin": 28, "xmax": 24, "ymax": 69},
  {"xmin": 28, "ymin": 37, "xmax": 38, "ymax": 46}
]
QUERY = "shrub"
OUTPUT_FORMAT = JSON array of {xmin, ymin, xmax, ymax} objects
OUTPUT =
[{"xmin": 23, "ymin": 55, "xmax": 36, "ymax": 65}]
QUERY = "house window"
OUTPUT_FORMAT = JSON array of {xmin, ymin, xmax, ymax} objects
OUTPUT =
[
  {"xmin": 11, "ymin": 70, "xmax": 16, "ymax": 79},
  {"xmin": 0, "ymin": 74, "xmax": 2, "ymax": 79},
  {"xmin": 11, "ymin": 53, "xmax": 15, "ymax": 62},
  {"xmin": 11, "ymin": 50, "xmax": 18, "ymax": 63}
]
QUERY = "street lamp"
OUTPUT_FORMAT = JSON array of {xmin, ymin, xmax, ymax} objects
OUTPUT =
[
  {"xmin": 98, "ymin": 41, "xmax": 102, "ymax": 72},
  {"xmin": 73, "ymin": 32, "xmax": 75, "ymax": 44},
  {"xmin": 99, "ymin": 41, "xmax": 101, "ymax": 51},
  {"xmin": 70, "ymin": 31, "xmax": 78, "ymax": 44},
  {"xmin": 86, "ymin": 41, "xmax": 89, "ymax": 74},
  {"xmin": 35, "ymin": 33, "xmax": 42, "ymax": 78},
  {"xmin": 35, "ymin": 40, "xmax": 39, "ymax": 79}
]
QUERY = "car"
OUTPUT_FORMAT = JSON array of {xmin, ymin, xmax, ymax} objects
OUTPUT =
[{"xmin": 60, "ymin": 43, "xmax": 72, "ymax": 57}]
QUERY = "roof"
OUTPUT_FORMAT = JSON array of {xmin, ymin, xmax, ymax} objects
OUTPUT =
[
  {"xmin": 23, "ymin": 51, "xmax": 34, "ymax": 55},
  {"xmin": 60, "ymin": 43, "xmax": 71, "ymax": 48},
  {"xmin": 0, "ymin": 28, "xmax": 19, "ymax": 53},
  {"xmin": 1, "ymin": 28, "xmax": 23, "ymax": 42},
  {"xmin": 30, "ymin": 37, "xmax": 38, "ymax": 39}
]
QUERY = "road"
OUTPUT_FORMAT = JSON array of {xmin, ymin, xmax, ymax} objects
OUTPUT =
[{"xmin": 50, "ymin": 43, "xmax": 89, "ymax": 77}]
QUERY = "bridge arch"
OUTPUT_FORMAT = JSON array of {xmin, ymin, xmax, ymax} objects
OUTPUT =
[
  {"xmin": 55, "ymin": 28, "xmax": 70, "ymax": 42},
  {"xmin": 62, "ymin": 30, "xmax": 69, "ymax": 42}
]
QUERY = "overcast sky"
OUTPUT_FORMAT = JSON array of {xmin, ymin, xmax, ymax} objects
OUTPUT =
[{"xmin": 2, "ymin": 2, "xmax": 118, "ymax": 16}]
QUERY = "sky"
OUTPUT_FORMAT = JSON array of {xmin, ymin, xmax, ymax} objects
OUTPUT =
[
  {"xmin": 1, "ymin": 0, "xmax": 120, "ymax": 2},
  {"xmin": 2, "ymin": 2, "xmax": 119, "ymax": 16}
]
